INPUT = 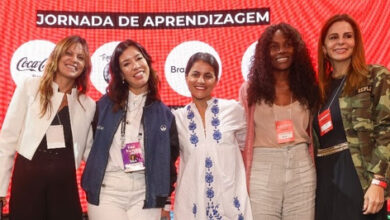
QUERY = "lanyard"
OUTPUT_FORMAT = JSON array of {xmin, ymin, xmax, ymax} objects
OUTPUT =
[
  {"xmin": 318, "ymin": 75, "xmax": 347, "ymax": 114},
  {"xmin": 120, "ymin": 98, "xmax": 143, "ymax": 148},
  {"xmin": 56, "ymin": 112, "xmax": 62, "ymax": 125}
]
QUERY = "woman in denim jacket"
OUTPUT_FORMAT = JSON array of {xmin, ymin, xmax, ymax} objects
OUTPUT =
[{"xmin": 82, "ymin": 39, "xmax": 179, "ymax": 220}]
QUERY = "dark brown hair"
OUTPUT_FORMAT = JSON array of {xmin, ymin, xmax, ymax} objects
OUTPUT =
[
  {"xmin": 185, "ymin": 52, "xmax": 219, "ymax": 80},
  {"xmin": 247, "ymin": 23, "xmax": 319, "ymax": 111},
  {"xmin": 107, "ymin": 39, "xmax": 160, "ymax": 112},
  {"xmin": 318, "ymin": 14, "xmax": 367, "ymax": 101}
]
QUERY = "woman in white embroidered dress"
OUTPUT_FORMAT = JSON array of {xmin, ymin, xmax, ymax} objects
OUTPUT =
[{"xmin": 173, "ymin": 52, "xmax": 252, "ymax": 220}]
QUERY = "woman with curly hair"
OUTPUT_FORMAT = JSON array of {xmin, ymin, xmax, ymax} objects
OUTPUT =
[
  {"xmin": 314, "ymin": 14, "xmax": 389, "ymax": 220},
  {"xmin": 239, "ymin": 23, "xmax": 320, "ymax": 219}
]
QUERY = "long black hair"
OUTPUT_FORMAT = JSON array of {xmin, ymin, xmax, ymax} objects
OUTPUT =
[
  {"xmin": 107, "ymin": 39, "xmax": 160, "ymax": 111},
  {"xmin": 247, "ymin": 23, "xmax": 319, "ymax": 112}
]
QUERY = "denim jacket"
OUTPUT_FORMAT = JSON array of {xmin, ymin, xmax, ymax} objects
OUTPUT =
[{"xmin": 81, "ymin": 94, "xmax": 179, "ymax": 208}]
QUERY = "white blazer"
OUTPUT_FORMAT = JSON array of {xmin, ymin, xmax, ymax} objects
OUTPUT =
[{"xmin": 0, "ymin": 77, "xmax": 96, "ymax": 196}]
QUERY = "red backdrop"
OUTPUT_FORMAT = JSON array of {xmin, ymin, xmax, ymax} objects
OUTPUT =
[{"xmin": 0, "ymin": 0, "xmax": 389, "ymax": 214}]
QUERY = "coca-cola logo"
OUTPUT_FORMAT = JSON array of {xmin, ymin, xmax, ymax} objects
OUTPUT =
[
  {"xmin": 91, "ymin": 41, "xmax": 119, "ymax": 94},
  {"xmin": 16, "ymin": 57, "xmax": 47, "ymax": 72},
  {"xmin": 10, "ymin": 40, "xmax": 55, "ymax": 86}
]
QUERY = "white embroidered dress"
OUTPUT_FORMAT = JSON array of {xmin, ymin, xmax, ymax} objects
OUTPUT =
[{"xmin": 173, "ymin": 98, "xmax": 253, "ymax": 220}]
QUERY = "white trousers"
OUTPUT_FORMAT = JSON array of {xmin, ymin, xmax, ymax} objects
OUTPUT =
[
  {"xmin": 249, "ymin": 143, "xmax": 316, "ymax": 220},
  {"xmin": 87, "ymin": 171, "xmax": 161, "ymax": 220}
]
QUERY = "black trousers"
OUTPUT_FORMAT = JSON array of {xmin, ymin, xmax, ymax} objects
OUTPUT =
[
  {"xmin": 9, "ymin": 148, "xmax": 82, "ymax": 220},
  {"xmin": 315, "ymin": 150, "xmax": 387, "ymax": 220}
]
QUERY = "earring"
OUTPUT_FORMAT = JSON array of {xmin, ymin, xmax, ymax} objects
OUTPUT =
[{"xmin": 122, "ymin": 79, "xmax": 125, "ymax": 84}]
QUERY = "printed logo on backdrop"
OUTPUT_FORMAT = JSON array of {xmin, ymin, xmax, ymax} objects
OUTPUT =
[
  {"xmin": 90, "ymin": 41, "xmax": 120, "ymax": 94},
  {"xmin": 36, "ymin": 8, "xmax": 270, "ymax": 29},
  {"xmin": 10, "ymin": 40, "xmax": 55, "ymax": 86},
  {"xmin": 164, "ymin": 41, "xmax": 222, "ymax": 97},
  {"xmin": 241, "ymin": 41, "xmax": 257, "ymax": 81}
]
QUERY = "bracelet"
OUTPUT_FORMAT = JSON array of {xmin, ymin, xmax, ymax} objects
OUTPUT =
[
  {"xmin": 163, "ymin": 204, "xmax": 171, "ymax": 212},
  {"xmin": 374, "ymin": 176, "xmax": 387, "ymax": 183},
  {"xmin": 371, "ymin": 178, "xmax": 388, "ymax": 189}
]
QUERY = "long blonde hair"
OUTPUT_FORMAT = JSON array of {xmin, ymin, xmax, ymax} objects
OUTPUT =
[
  {"xmin": 318, "ymin": 14, "xmax": 368, "ymax": 102},
  {"xmin": 38, "ymin": 35, "xmax": 91, "ymax": 116}
]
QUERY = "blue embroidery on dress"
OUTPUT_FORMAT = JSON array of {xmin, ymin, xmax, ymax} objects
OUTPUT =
[
  {"xmin": 205, "ymin": 157, "xmax": 213, "ymax": 168},
  {"xmin": 205, "ymin": 157, "xmax": 222, "ymax": 220},
  {"xmin": 187, "ymin": 105, "xmax": 198, "ymax": 147},
  {"xmin": 234, "ymin": 197, "xmax": 240, "ymax": 210},
  {"xmin": 211, "ymin": 117, "xmax": 220, "ymax": 126},
  {"xmin": 205, "ymin": 172, "xmax": 214, "ymax": 184},
  {"xmin": 189, "ymin": 121, "xmax": 197, "ymax": 131},
  {"xmin": 211, "ymin": 99, "xmax": 219, "ymax": 114},
  {"xmin": 186, "ymin": 99, "xmax": 221, "ymax": 147},
  {"xmin": 193, "ymin": 203, "xmax": 197, "ymax": 217},
  {"xmin": 190, "ymin": 134, "xmax": 199, "ymax": 145},
  {"xmin": 234, "ymin": 197, "xmax": 244, "ymax": 220},
  {"xmin": 211, "ymin": 99, "xmax": 222, "ymax": 143}
]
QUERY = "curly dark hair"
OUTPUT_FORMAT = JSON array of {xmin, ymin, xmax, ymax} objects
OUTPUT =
[
  {"xmin": 247, "ymin": 23, "xmax": 319, "ymax": 112},
  {"xmin": 107, "ymin": 39, "xmax": 160, "ymax": 112}
]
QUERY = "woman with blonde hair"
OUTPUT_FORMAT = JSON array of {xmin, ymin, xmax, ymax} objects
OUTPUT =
[
  {"xmin": 0, "ymin": 35, "xmax": 95, "ymax": 220},
  {"xmin": 314, "ymin": 14, "xmax": 389, "ymax": 219}
]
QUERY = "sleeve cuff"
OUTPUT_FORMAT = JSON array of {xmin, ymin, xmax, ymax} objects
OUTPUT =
[{"xmin": 368, "ymin": 159, "xmax": 390, "ymax": 181}]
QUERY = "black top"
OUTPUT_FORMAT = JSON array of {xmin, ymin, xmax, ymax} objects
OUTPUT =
[
  {"xmin": 313, "ymin": 78, "xmax": 347, "ymax": 149},
  {"xmin": 34, "ymin": 106, "xmax": 74, "ymax": 158}
]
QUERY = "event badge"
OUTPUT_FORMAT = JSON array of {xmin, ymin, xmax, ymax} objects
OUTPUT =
[
  {"xmin": 275, "ymin": 120, "xmax": 295, "ymax": 144},
  {"xmin": 318, "ymin": 109, "xmax": 333, "ymax": 136},
  {"xmin": 46, "ymin": 125, "xmax": 66, "ymax": 149},
  {"xmin": 121, "ymin": 142, "xmax": 145, "ymax": 172}
]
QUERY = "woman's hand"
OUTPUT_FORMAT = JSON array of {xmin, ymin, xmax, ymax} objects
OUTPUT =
[
  {"xmin": 362, "ymin": 184, "xmax": 385, "ymax": 214},
  {"xmin": 0, "ymin": 196, "xmax": 6, "ymax": 208},
  {"xmin": 161, "ymin": 209, "xmax": 171, "ymax": 220}
]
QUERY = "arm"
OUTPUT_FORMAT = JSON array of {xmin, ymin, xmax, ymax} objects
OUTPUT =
[
  {"xmin": 234, "ymin": 102, "xmax": 247, "ymax": 151},
  {"xmin": 238, "ymin": 82, "xmax": 249, "ymax": 111},
  {"xmin": 0, "ymin": 78, "xmax": 30, "ymax": 196},
  {"xmin": 83, "ymin": 102, "xmax": 98, "ymax": 161},
  {"xmin": 91, "ymin": 101, "xmax": 99, "ymax": 138},
  {"xmin": 169, "ymin": 116, "xmax": 179, "ymax": 196},
  {"xmin": 363, "ymin": 66, "xmax": 390, "ymax": 214},
  {"xmin": 82, "ymin": 125, "xmax": 94, "ymax": 162},
  {"xmin": 367, "ymin": 66, "xmax": 390, "ymax": 181},
  {"xmin": 161, "ymin": 116, "xmax": 179, "ymax": 218}
]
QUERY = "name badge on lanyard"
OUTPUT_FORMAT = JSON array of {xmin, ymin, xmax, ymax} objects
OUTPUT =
[
  {"xmin": 318, "ymin": 109, "xmax": 333, "ymax": 136},
  {"xmin": 46, "ymin": 125, "xmax": 66, "ymax": 149},
  {"xmin": 120, "ymin": 97, "xmax": 145, "ymax": 172},
  {"xmin": 275, "ymin": 119, "xmax": 295, "ymax": 144},
  {"xmin": 121, "ymin": 141, "xmax": 145, "ymax": 172},
  {"xmin": 317, "ymin": 75, "xmax": 346, "ymax": 136}
]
